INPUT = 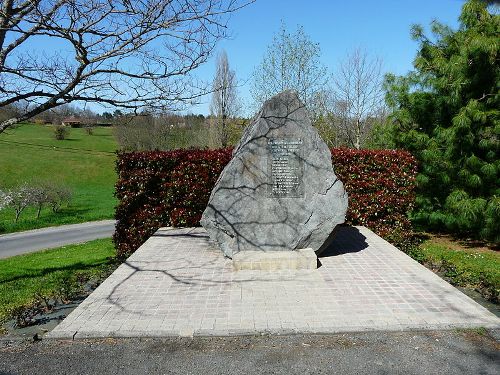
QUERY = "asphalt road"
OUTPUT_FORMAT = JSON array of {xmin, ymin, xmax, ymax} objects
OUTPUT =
[
  {"xmin": 0, "ymin": 220, "xmax": 116, "ymax": 258},
  {"xmin": 0, "ymin": 330, "xmax": 499, "ymax": 375}
]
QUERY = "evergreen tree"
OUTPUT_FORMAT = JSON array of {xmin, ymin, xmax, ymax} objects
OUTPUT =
[{"xmin": 384, "ymin": 0, "xmax": 499, "ymax": 242}]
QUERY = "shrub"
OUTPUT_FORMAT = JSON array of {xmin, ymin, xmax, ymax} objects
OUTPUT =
[
  {"xmin": 114, "ymin": 148, "xmax": 417, "ymax": 258},
  {"xmin": 45, "ymin": 183, "xmax": 72, "ymax": 213},
  {"xmin": 30, "ymin": 185, "xmax": 50, "ymax": 218},
  {"xmin": 331, "ymin": 149, "xmax": 418, "ymax": 245},
  {"xmin": 84, "ymin": 125, "xmax": 94, "ymax": 135},
  {"xmin": 54, "ymin": 125, "xmax": 70, "ymax": 140},
  {"xmin": 114, "ymin": 149, "xmax": 232, "ymax": 257}
]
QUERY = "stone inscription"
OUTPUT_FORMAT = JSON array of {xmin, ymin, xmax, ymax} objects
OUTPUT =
[{"xmin": 268, "ymin": 138, "xmax": 304, "ymax": 198}]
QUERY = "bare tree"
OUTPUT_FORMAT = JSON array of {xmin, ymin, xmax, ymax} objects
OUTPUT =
[
  {"xmin": 113, "ymin": 112, "xmax": 212, "ymax": 150},
  {"xmin": 209, "ymin": 50, "xmax": 239, "ymax": 147},
  {"xmin": 0, "ymin": 0, "xmax": 252, "ymax": 134},
  {"xmin": 0, "ymin": 103, "xmax": 19, "ymax": 123},
  {"xmin": 251, "ymin": 24, "xmax": 329, "ymax": 115},
  {"xmin": 331, "ymin": 48, "xmax": 384, "ymax": 149}
]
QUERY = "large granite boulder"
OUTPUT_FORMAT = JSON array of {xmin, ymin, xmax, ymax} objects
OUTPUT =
[{"xmin": 201, "ymin": 90, "xmax": 348, "ymax": 258}]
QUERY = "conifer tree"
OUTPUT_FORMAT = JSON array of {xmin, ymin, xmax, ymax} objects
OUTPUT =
[{"xmin": 384, "ymin": 0, "xmax": 499, "ymax": 242}]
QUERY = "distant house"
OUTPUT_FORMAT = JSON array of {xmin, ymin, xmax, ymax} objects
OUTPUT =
[
  {"xmin": 95, "ymin": 121, "xmax": 113, "ymax": 127},
  {"xmin": 61, "ymin": 117, "xmax": 113, "ymax": 128},
  {"xmin": 61, "ymin": 116, "xmax": 82, "ymax": 127}
]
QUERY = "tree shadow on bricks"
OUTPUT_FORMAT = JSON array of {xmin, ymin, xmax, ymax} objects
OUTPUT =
[{"xmin": 101, "ymin": 228, "xmax": 332, "ymax": 315}]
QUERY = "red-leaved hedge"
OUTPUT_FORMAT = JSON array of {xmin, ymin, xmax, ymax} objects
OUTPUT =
[{"xmin": 114, "ymin": 148, "xmax": 417, "ymax": 258}]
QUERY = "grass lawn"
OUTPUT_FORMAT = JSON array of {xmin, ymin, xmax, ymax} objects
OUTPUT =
[
  {"xmin": 0, "ymin": 238, "xmax": 116, "ymax": 325},
  {"xmin": 417, "ymin": 235, "xmax": 499, "ymax": 303},
  {"xmin": 0, "ymin": 123, "xmax": 117, "ymax": 233}
]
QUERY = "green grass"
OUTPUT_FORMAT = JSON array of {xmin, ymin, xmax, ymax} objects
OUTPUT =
[
  {"xmin": 0, "ymin": 238, "xmax": 116, "ymax": 323},
  {"xmin": 418, "ymin": 239, "xmax": 499, "ymax": 303},
  {"xmin": 0, "ymin": 123, "xmax": 117, "ymax": 233}
]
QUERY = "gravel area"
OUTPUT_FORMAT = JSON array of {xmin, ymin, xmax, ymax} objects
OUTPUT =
[{"xmin": 1, "ymin": 330, "xmax": 499, "ymax": 375}]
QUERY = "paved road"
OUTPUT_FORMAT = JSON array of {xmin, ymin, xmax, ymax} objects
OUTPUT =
[
  {"xmin": 0, "ymin": 220, "xmax": 116, "ymax": 259},
  {"xmin": 1, "ymin": 330, "xmax": 499, "ymax": 375}
]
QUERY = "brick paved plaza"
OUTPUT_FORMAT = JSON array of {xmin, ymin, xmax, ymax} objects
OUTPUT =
[{"xmin": 49, "ymin": 226, "xmax": 499, "ymax": 339}]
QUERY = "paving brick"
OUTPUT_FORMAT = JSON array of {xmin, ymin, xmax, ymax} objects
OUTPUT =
[{"xmin": 48, "ymin": 226, "xmax": 499, "ymax": 339}]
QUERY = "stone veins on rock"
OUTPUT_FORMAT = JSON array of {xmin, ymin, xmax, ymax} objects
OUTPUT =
[{"xmin": 201, "ymin": 90, "xmax": 348, "ymax": 258}]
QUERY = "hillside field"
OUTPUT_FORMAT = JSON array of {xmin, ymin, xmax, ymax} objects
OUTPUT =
[{"xmin": 0, "ymin": 124, "xmax": 117, "ymax": 233}]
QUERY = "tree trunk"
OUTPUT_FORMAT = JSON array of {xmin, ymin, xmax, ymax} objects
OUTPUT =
[
  {"xmin": 221, "ymin": 114, "xmax": 228, "ymax": 147},
  {"xmin": 354, "ymin": 119, "xmax": 361, "ymax": 150}
]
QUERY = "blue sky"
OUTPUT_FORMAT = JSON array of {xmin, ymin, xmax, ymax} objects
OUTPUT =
[
  {"xmin": 189, "ymin": 0, "xmax": 465, "ymax": 115},
  {"xmin": 7, "ymin": 0, "xmax": 466, "ymax": 116}
]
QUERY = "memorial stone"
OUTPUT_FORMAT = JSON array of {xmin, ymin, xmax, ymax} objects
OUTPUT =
[{"xmin": 201, "ymin": 90, "xmax": 348, "ymax": 258}]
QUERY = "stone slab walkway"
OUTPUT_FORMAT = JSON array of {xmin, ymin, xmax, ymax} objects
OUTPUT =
[{"xmin": 49, "ymin": 226, "xmax": 500, "ymax": 339}]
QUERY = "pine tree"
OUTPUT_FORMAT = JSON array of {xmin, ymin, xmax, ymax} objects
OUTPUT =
[{"xmin": 384, "ymin": 0, "xmax": 499, "ymax": 242}]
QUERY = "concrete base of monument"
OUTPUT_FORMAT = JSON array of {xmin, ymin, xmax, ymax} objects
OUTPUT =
[
  {"xmin": 232, "ymin": 248, "xmax": 317, "ymax": 270},
  {"xmin": 48, "ymin": 226, "xmax": 500, "ymax": 339}
]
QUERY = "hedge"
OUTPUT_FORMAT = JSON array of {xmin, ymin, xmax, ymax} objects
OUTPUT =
[{"xmin": 114, "ymin": 148, "xmax": 417, "ymax": 258}]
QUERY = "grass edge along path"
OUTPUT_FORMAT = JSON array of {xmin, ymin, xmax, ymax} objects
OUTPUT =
[
  {"xmin": 410, "ymin": 237, "xmax": 499, "ymax": 304},
  {"xmin": 0, "ymin": 238, "xmax": 117, "ymax": 330}
]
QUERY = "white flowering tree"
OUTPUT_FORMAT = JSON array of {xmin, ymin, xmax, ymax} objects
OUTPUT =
[
  {"xmin": 0, "ymin": 190, "xmax": 12, "ymax": 210},
  {"xmin": 8, "ymin": 184, "xmax": 37, "ymax": 222}
]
